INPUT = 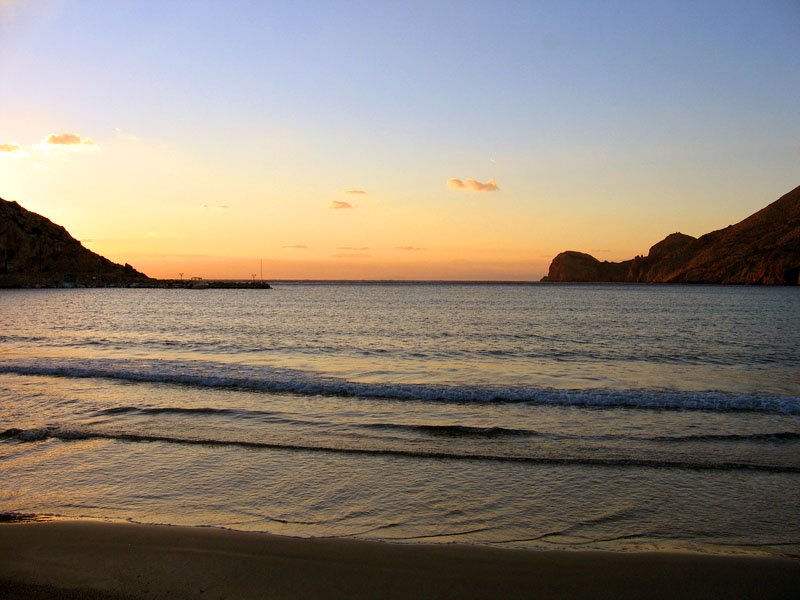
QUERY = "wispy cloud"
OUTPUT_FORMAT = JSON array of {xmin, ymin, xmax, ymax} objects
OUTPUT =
[
  {"xmin": 397, "ymin": 246, "xmax": 425, "ymax": 251},
  {"xmin": 44, "ymin": 132, "xmax": 97, "ymax": 149},
  {"xmin": 344, "ymin": 189, "xmax": 366, "ymax": 195},
  {"xmin": 283, "ymin": 244, "xmax": 308, "ymax": 249},
  {"xmin": 0, "ymin": 142, "xmax": 22, "ymax": 153},
  {"xmin": 329, "ymin": 200, "xmax": 353, "ymax": 209},
  {"xmin": 113, "ymin": 128, "xmax": 140, "ymax": 143},
  {"xmin": 334, "ymin": 253, "xmax": 369, "ymax": 258},
  {"xmin": 447, "ymin": 178, "xmax": 499, "ymax": 192},
  {"xmin": 337, "ymin": 246, "xmax": 370, "ymax": 250},
  {"xmin": 201, "ymin": 204, "xmax": 230, "ymax": 210}
]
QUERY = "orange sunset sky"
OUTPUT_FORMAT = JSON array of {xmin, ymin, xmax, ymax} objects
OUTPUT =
[{"xmin": 1, "ymin": 1, "xmax": 798, "ymax": 280}]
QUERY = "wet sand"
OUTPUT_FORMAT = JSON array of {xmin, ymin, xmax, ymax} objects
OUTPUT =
[{"xmin": 1, "ymin": 521, "xmax": 798, "ymax": 599}]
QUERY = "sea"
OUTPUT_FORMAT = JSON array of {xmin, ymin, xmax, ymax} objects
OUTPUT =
[{"xmin": 1, "ymin": 283, "xmax": 798, "ymax": 557}]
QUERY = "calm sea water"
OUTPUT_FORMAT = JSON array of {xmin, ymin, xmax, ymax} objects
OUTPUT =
[{"xmin": 1, "ymin": 284, "xmax": 798, "ymax": 556}]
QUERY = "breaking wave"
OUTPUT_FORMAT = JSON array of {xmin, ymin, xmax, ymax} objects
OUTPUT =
[{"xmin": 1, "ymin": 357, "xmax": 798, "ymax": 414}]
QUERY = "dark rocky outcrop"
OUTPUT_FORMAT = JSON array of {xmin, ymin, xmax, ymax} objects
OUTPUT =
[
  {"xmin": 541, "ymin": 251, "xmax": 631, "ymax": 283},
  {"xmin": 542, "ymin": 185, "xmax": 800, "ymax": 285},
  {"xmin": 0, "ymin": 197, "xmax": 152, "ymax": 287}
]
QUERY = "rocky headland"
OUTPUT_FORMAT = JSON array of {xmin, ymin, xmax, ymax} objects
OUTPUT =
[
  {"xmin": 542, "ymin": 185, "xmax": 800, "ymax": 285},
  {"xmin": 0, "ymin": 197, "xmax": 272, "ymax": 289},
  {"xmin": 0, "ymin": 197, "xmax": 152, "ymax": 288}
]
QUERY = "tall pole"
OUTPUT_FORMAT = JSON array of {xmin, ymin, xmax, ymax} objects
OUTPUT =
[{"xmin": 260, "ymin": 259, "xmax": 263, "ymax": 282}]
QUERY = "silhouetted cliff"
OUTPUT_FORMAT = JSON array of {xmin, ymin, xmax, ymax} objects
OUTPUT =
[
  {"xmin": 542, "ymin": 185, "xmax": 800, "ymax": 285},
  {"xmin": 0, "ymin": 197, "xmax": 152, "ymax": 287}
]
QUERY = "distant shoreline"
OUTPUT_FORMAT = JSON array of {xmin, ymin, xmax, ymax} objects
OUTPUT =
[{"xmin": 4, "ymin": 279, "xmax": 800, "ymax": 289}]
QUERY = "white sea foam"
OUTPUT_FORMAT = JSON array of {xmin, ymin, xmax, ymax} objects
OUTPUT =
[{"xmin": 1, "ymin": 357, "xmax": 798, "ymax": 414}]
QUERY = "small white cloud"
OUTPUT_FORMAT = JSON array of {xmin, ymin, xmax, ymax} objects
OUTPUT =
[
  {"xmin": 447, "ymin": 178, "xmax": 499, "ymax": 192},
  {"xmin": 397, "ymin": 246, "xmax": 424, "ymax": 251},
  {"xmin": 447, "ymin": 178, "xmax": 465, "ymax": 189},
  {"xmin": 44, "ymin": 132, "xmax": 97, "ymax": 149},
  {"xmin": 0, "ymin": 142, "xmax": 22, "ymax": 153},
  {"xmin": 0, "ymin": 142, "xmax": 26, "ymax": 158},
  {"xmin": 330, "ymin": 200, "xmax": 353, "ymax": 209},
  {"xmin": 344, "ymin": 189, "xmax": 367, "ymax": 195},
  {"xmin": 113, "ymin": 128, "xmax": 140, "ymax": 143},
  {"xmin": 337, "ymin": 246, "xmax": 370, "ymax": 250}
]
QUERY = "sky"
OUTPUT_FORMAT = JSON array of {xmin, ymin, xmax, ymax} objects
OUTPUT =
[{"xmin": 1, "ymin": 0, "xmax": 798, "ymax": 280}]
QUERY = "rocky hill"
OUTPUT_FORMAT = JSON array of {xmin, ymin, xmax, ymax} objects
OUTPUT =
[
  {"xmin": 542, "ymin": 185, "xmax": 800, "ymax": 285},
  {"xmin": 0, "ymin": 197, "xmax": 152, "ymax": 287}
]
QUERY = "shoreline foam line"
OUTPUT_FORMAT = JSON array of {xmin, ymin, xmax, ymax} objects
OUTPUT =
[{"xmin": 0, "ymin": 521, "xmax": 798, "ymax": 600}]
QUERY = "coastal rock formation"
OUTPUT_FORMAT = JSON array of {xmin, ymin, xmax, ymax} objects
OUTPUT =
[
  {"xmin": 541, "ymin": 251, "xmax": 629, "ymax": 283},
  {"xmin": 542, "ymin": 185, "xmax": 800, "ymax": 285},
  {"xmin": 0, "ymin": 197, "xmax": 152, "ymax": 287}
]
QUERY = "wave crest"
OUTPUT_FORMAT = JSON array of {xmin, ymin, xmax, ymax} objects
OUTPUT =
[{"xmin": 1, "ymin": 357, "xmax": 798, "ymax": 414}]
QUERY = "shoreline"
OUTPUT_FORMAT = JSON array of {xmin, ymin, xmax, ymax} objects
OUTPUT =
[
  {"xmin": 4, "ymin": 279, "xmax": 800, "ymax": 289},
  {"xmin": 1, "ymin": 521, "xmax": 798, "ymax": 599}
]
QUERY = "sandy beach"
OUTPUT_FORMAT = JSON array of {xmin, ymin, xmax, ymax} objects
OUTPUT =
[{"xmin": 0, "ymin": 521, "xmax": 797, "ymax": 599}]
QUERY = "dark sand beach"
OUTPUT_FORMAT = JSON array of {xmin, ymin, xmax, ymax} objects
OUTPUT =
[{"xmin": 1, "ymin": 521, "xmax": 798, "ymax": 599}]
